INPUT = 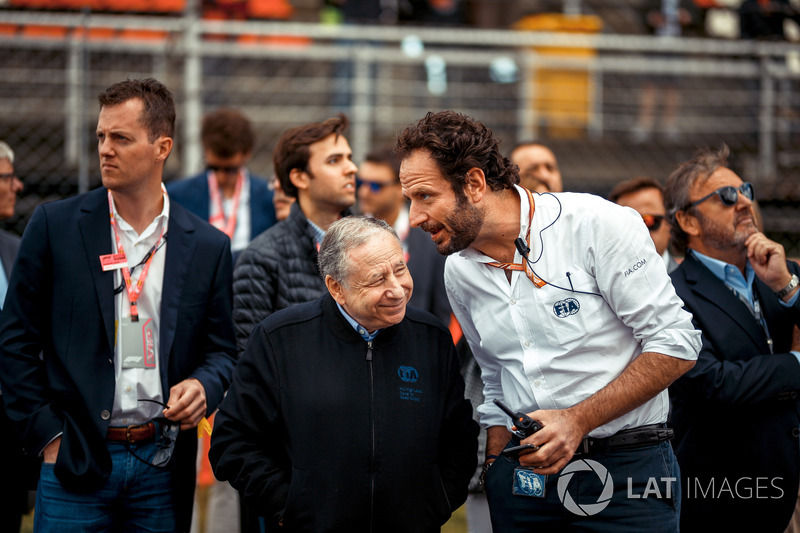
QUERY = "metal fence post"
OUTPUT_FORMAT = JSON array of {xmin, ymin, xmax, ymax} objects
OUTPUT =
[
  {"xmin": 758, "ymin": 52, "xmax": 776, "ymax": 185},
  {"xmin": 182, "ymin": 0, "xmax": 202, "ymax": 177},
  {"xmin": 351, "ymin": 46, "xmax": 373, "ymax": 166}
]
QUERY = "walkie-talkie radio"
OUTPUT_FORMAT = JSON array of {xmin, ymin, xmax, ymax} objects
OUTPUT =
[{"xmin": 493, "ymin": 399, "xmax": 543, "ymax": 457}]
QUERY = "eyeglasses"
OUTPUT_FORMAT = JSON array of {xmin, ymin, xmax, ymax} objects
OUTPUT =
[
  {"xmin": 684, "ymin": 182, "xmax": 754, "ymax": 210},
  {"xmin": 641, "ymin": 214, "xmax": 665, "ymax": 232},
  {"xmin": 0, "ymin": 173, "xmax": 17, "ymax": 181},
  {"xmin": 206, "ymin": 165, "xmax": 240, "ymax": 176},
  {"xmin": 357, "ymin": 178, "xmax": 394, "ymax": 193},
  {"xmin": 129, "ymin": 399, "xmax": 179, "ymax": 469}
]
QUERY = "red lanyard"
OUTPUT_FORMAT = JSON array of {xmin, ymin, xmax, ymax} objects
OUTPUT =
[
  {"xmin": 486, "ymin": 188, "xmax": 546, "ymax": 288},
  {"xmin": 107, "ymin": 190, "xmax": 166, "ymax": 322},
  {"xmin": 208, "ymin": 170, "xmax": 243, "ymax": 239}
]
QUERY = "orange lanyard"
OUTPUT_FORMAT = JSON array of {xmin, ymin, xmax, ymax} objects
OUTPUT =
[
  {"xmin": 486, "ymin": 188, "xmax": 546, "ymax": 288},
  {"xmin": 107, "ymin": 190, "xmax": 166, "ymax": 322},
  {"xmin": 208, "ymin": 170, "xmax": 243, "ymax": 239}
]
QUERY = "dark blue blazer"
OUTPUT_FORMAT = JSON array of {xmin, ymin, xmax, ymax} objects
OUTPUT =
[
  {"xmin": 167, "ymin": 171, "xmax": 277, "ymax": 242},
  {"xmin": 0, "ymin": 187, "xmax": 237, "ymax": 532},
  {"xmin": 670, "ymin": 252, "xmax": 800, "ymax": 532}
]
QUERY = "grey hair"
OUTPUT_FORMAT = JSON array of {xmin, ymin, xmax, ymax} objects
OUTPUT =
[
  {"xmin": 0, "ymin": 141, "xmax": 14, "ymax": 164},
  {"xmin": 663, "ymin": 144, "xmax": 730, "ymax": 255},
  {"xmin": 318, "ymin": 216, "xmax": 400, "ymax": 287}
]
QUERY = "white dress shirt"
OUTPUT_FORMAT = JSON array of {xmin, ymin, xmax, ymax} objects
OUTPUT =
[
  {"xmin": 445, "ymin": 186, "xmax": 701, "ymax": 437},
  {"xmin": 110, "ymin": 192, "xmax": 169, "ymax": 426}
]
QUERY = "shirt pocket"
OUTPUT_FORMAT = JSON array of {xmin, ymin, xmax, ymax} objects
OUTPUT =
[{"xmin": 537, "ymin": 272, "xmax": 606, "ymax": 347}]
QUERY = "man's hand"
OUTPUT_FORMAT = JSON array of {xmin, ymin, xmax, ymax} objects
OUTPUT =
[
  {"xmin": 746, "ymin": 233, "xmax": 793, "ymax": 294},
  {"xmin": 516, "ymin": 409, "xmax": 586, "ymax": 475},
  {"xmin": 164, "ymin": 378, "xmax": 207, "ymax": 430},
  {"xmin": 43, "ymin": 436, "xmax": 61, "ymax": 464},
  {"xmin": 792, "ymin": 325, "xmax": 800, "ymax": 352}
]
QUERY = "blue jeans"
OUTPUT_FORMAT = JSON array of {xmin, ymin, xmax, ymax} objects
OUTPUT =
[
  {"xmin": 35, "ymin": 440, "xmax": 176, "ymax": 532},
  {"xmin": 485, "ymin": 440, "xmax": 681, "ymax": 532}
]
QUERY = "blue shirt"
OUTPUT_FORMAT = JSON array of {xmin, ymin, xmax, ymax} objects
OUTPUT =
[
  {"xmin": 692, "ymin": 250, "xmax": 800, "ymax": 363},
  {"xmin": 336, "ymin": 302, "xmax": 381, "ymax": 342}
]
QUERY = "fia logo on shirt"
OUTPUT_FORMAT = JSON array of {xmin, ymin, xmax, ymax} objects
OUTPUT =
[{"xmin": 553, "ymin": 298, "xmax": 580, "ymax": 318}]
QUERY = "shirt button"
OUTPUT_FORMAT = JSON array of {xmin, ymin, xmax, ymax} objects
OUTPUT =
[
  {"xmin": 125, "ymin": 386, "xmax": 132, "ymax": 393},
  {"xmin": 524, "ymin": 341, "xmax": 531, "ymax": 348},
  {"xmin": 510, "ymin": 298, "xmax": 517, "ymax": 305},
  {"xmin": 101, "ymin": 410, "xmax": 111, "ymax": 420},
  {"xmin": 534, "ymin": 380, "xmax": 541, "ymax": 388}
]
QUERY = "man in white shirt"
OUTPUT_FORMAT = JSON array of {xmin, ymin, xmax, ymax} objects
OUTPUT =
[
  {"xmin": 396, "ymin": 110, "xmax": 701, "ymax": 530},
  {"xmin": 0, "ymin": 78, "xmax": 237, "ymax": 532}
]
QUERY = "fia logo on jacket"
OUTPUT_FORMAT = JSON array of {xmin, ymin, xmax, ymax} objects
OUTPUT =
[
  {"xmin": 398, "ymin": 366, "xmax": 422, "ymax": 402},
  {"xmin": 553, "ymin": 298, "xmax": 580, "ymax": 318}
]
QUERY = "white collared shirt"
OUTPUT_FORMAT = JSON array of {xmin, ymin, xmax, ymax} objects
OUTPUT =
[
  {"xmin": 110, "ymin": 193, "xmax": 170, "ymax": 426},
  {"xmin": 445, "ymin": 186, "xmax": 701, "ymax": 437}
]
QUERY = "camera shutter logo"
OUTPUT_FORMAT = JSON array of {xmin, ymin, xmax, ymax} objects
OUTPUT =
[{"xmin": 557, "ymin": 459, "xmax": 614, "ymax": 516}]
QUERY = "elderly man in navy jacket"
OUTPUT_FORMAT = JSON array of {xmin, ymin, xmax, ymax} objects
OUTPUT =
[{"xmin": 210, "ymin": 216, "xmax": 478, "ymax": 532}]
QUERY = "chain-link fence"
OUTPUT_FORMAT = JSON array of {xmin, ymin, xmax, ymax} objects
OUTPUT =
[{"xmin": 1, "ymin": 12, "xmax": 798, "ymax": 253}]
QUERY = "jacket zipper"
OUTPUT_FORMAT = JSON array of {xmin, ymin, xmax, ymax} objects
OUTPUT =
[{"xmin": 366, "ymin": 339, "xmax": 375, "ymax": 532}]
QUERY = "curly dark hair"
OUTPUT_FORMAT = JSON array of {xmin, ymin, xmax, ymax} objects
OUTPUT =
[
  {"xmin": 98, "ymin": 78, "xmax": 175, "ymax": 142},
  {"xmin": 273, "ymin": 114, "xmax": 349, "ymax": 200},
  {"xmin": 394, "ymin": 111, "xmax": 518, "ymax": 196},
  {"xmin": 663, "ymin": 144, "xmax": 730, "ymax": 255}
]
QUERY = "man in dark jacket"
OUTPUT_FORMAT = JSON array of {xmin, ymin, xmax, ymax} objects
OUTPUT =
[
  {"xmin": 664, "ymin": 145, "xmax": 800, "ymax": 532},
  {"xmin": 232, "ymin": 114, "xmax": 356, "ymax": 353},
  {"xmin": 210, "ymin": 216, "xmax": 479, "ymax": 532}
]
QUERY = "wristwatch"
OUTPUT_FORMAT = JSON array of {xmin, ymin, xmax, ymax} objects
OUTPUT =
[
  {"xmin": 480, "ymin": 457, "xmax": 498, "ymax": 490},
  {"xmin": 776, "ymin": 274, "xmax": 800, "ymax": 299}
]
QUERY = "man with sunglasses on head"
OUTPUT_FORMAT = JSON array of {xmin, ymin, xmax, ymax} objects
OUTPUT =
[
  {"xmin": 664, "ymin": 145, "xmax": 800, "ymax": 532},
  {"xmin": 168, "ymin": 108, "xmax": 277, "ymax": 264},
  {"xmin": 0, "ymin": 79, "xmax": 237, "ymax": 533},
  {"xmin": 610, "ymin": 176, "xmax": 679, "ymax": 273}
]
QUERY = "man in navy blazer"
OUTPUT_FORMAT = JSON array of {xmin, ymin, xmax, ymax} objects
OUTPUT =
[
  {"xmin": 0, "ymin": 79, "xmax": 237, "ymax": 533},
  {"xmin": 168, "ymin": 108, "xmax": 276, "ymax": 264},
  {"xmin": 664, "ymin": 145, "xmax": 800, "ymax": 532}
]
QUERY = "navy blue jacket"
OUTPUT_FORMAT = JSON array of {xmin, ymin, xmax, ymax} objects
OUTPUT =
[
  {"xmin": 670, "ymin": 252, "xmax": 800, "ymax": 532},
  {"xmin": 210, "ymin": 294, "xmax": 478, "ymax": 532},
  {"xmin": 0, "ymin": 187, "xmax": 238, "ymax": 532}
]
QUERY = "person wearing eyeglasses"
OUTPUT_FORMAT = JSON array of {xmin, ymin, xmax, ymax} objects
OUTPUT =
[
  {"xmin": 168, "ymin": 108, "xmax": 277, "ymax": 264},
  {"xmin": 0, "ymin": 79, "xmax": 237, "ymax": 533},
  {"xmin": 0, "ymin": 140, "xmax": 28, "ymax": 533},
  {"xmin": 664, "ymin": 145, "xmax": 800, "ymax": 533},
  {"xmin": 609, "ymin": 176, "xmax": 678, "ymax": 273}
]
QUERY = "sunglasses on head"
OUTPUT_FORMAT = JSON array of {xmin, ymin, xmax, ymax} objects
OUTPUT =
[
  {"xmin": 206, "ymin": 165, "xmax": 240, "ymax": 176},
  {"xmin": 357, "ymin": 178, "xmax": 394, "ymax": 193},
  {"xmin": 641, "ymin": 214, "xmax": 665, "ymax": 232},
  {"xmin": 684, "ymin": 182, "xmax": 754, "ymax": 210}
]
